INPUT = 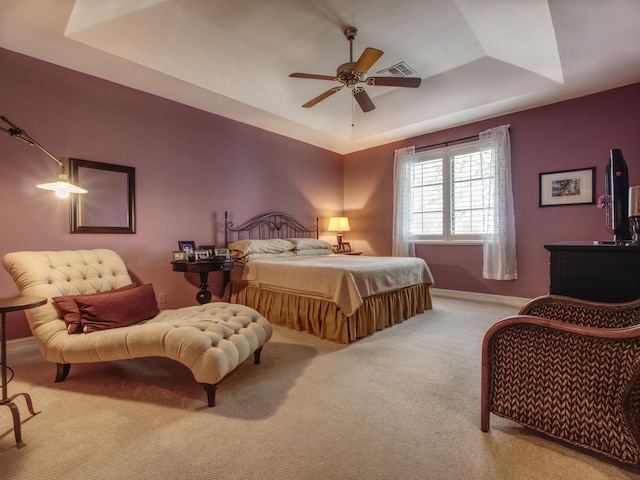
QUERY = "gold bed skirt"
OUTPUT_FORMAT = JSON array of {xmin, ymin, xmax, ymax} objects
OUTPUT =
[{"xmin": 226, "ymin": 281, "xmax": 432, "ymax": 344}]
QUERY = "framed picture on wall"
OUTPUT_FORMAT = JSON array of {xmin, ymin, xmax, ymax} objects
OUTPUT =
[{"xmin": 539, "ymin": 167, "xmax": 596, "ymax": 207}]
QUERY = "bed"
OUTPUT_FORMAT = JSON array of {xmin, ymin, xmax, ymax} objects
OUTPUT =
[{"xmin": 223, "ymin": 211, "xmax": 434, "ymax": 343}]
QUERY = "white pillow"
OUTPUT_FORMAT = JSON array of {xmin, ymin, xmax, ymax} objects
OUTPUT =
[
  {"xmin": 228, "ymin": 239, "xmax": 294, "ymax": 257},
  {"xmin": 286, "ymin": 238, "xmax": 332, "ymax": 251},
  {"xmin": 234, "ymin": 252, "xmax": 296, "ymax": 263}
]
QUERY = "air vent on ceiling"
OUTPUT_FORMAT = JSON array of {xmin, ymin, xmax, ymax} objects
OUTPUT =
[{"xmin": 376, "ymin": 61, "xmax": 417, "ymax": 77}]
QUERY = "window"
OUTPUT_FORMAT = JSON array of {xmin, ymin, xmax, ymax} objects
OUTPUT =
[{"xmin": 411, "ymin": 141, "xmax": 494, "ymax": 242}]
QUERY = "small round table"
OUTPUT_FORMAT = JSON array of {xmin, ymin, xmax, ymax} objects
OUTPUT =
[
  {"xmin": 1, "ymin": 295, "xmax": 47, "ymax": 448},
  {"xmin": 171, "ymin": 260, "xmax": 233, "ymax": 304}
]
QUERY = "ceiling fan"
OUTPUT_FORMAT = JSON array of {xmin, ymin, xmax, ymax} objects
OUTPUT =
[{"xmin": 290, "ymin": 26, "xmax": 422, "ymax": 113}]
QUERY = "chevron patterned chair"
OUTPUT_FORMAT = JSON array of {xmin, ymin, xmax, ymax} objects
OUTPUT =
[{"xmin": 481, "ymin": 294, "xmax": 640, "ymax": 465}]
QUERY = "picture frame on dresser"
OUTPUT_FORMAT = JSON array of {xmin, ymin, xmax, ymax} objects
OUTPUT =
[{"xmin": 539, "ymin": 167, "xmax": 596, "ymax": 207}]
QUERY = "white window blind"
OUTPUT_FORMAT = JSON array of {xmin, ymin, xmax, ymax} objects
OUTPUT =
[{"xmin": 411, "ymin": 142, "xmax": 494, "ymax": 241}]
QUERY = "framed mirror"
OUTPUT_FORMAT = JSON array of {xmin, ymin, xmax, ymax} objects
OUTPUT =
[{"xmin": 70, "ymin": 158, "xmax": 136, "ymax": 234}]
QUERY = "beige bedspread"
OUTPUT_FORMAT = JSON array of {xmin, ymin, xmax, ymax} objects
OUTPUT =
[{"xmin": 238, "ymin": 255, "xmax": 434, "ymax": 316}]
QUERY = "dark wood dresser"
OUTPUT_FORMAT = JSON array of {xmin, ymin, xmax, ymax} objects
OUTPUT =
[{"xmin": 544, "ymin": 242, "xmax": 640, "ymax": 303}]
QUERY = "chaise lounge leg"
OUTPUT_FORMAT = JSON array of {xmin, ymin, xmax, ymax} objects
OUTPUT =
[
  {"xmin": 55, "ymin": 363, "xmax": 71, "ymax": 382},
  {"xmin": 203, "ymin": 383, "xmax": 218, "ymax": 407},
  {"xmin": 254, "ymin": 346, "xmax": 263, "ymax": 364}
]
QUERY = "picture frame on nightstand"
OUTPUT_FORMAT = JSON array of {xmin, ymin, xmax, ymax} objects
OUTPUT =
[
  {"xmin": 172, "ymin": 251, "xmax": 188, "ymax": 262},
  {"xmin": 195, "ymin": 250, "xmax": 210, "ymax": 261},
  {"xmin": 214, "ymin": 248, "xmax": 230, "ymax": 259},
  {"xmin": 341, "ymin": 242, "xmax": 352, "ymax": 253},
  {"xmin": 199, "ymin": 245, "xmax": 216, "ymax": 258},
  {"xmin": 178, "ymin": 241, "xmax": 196, "ymax": 261}
]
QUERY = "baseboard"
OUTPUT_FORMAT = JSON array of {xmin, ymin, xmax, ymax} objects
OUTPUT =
[
  {"xmin": 6, "ymin": 335, "xmax": 37, "ymax": 354},
  {"xmin": 431, "ymin": 288, "xmax": 531, "ymax": 309}
]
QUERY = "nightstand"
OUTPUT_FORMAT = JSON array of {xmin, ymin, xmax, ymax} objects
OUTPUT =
[{"xmin": 172, "ymin": 259, "xmax": 233, "ymax": 304}]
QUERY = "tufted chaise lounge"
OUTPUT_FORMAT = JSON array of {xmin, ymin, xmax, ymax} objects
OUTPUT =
[{"xmin": 2, "ymin": 249, "xmax": 272, "ymax": 407}]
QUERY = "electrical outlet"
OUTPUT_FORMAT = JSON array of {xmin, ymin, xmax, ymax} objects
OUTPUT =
[{"xmin": 158, "ymin": 293, "xmax": 167, "ymax": 304}]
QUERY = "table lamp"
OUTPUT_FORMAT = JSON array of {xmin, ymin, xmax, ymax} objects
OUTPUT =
[
  {"xmin": 629, "ymin": 186, "xmax": 640, "ymax": 245},
  {"xmin": 328, "ymin": 216, "xmax": 350, "ymax": 250}
]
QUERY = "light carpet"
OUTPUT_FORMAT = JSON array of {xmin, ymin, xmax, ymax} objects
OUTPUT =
[{"xmin": 1, "ymin": 296, "xmax": 639, "ymax": 480}]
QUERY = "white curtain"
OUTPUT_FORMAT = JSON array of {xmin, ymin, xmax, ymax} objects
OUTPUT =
[
  {"xmin": 480, "ymin": 125, "xmax": 517, "ymax": 280},
  {"xmin": 392, "ymin": 146, "xmax": 416, "ymax": 257}
]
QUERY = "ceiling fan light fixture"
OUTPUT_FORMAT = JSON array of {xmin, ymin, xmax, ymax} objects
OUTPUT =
[{"xmin": 289, "ymin": 25, "xmax": 421, "ymax": 113}]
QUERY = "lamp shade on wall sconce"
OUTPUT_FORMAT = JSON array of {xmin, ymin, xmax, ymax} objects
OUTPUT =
[
  {"xmin": 328, "ymin": 216, "xmax": 350, "ymax": 247},
  {"xmin": 0, "ymin": 115, "xmax": 87, "ymax": 198},
  {"xmin": 628, "ymin": 186, "xmax": 640, "ymax": 245}
]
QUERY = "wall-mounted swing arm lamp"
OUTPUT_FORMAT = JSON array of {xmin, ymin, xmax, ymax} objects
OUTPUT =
[{"xmin": 0, "ymin": 115, "xmax": 87, "ymax": 198}]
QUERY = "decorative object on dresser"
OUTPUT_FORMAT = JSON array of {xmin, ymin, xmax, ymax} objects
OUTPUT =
[
  {"xmin": 628, "ymin": 185, "xmax": 640, "ymax": 245},
  {"xmin": 3, "ymin": 249, "xmax": 271, "ymax": 407},
  {"xmin": 482, "ymin": 294, "xmax": 640, "ymax": 466},
  {"xmin": 224, "ymin": 211, "xmax": 434, "ymax": 343}
]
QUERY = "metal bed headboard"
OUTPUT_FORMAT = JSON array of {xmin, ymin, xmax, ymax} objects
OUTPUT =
[{"xmin": 225, "ymin": 211, "xmax": 319, "ymax": 245}]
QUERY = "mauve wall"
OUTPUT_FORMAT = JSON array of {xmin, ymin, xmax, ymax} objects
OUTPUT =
[
  {"xmin": 344, "ymin": 83, "xmax": 640, "ymax": 299},
  {"xmin": 2, "ymin": 47, "xmax": 639, "ymax": 339},
  {"xmin": 0, "ymin": 48, "xmax": 343, "ymax": 339}
]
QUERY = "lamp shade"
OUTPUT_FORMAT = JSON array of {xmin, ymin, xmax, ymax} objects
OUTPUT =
[
  {"xmin": 37, "ymin": 180, "xmax": 88, "ymax": 198},
  {"xmin": 629, "ymin": 186, "xmax": 640, "ymax": 217},
  {"xmin": 328, "ymin": 217, "xmax": 350, "ymax": 232}
]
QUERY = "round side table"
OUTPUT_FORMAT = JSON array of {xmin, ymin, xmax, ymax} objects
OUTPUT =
[
  {"xmin": 0, "ymin": 295, "xmax": 47, "ymax": 448},
  {"xmin": 171, "ymin": 260, "xmax": 233, "ymax": 304}
]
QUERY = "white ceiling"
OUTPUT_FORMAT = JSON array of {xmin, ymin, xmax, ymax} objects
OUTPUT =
[{"xmin": 1, "ymin": 0, "xmax": 639, "ymax": 154}]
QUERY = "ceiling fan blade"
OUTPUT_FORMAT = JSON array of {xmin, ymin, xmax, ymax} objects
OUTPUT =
[
  {"xmin": 353, "ymin": 47, "xmax": 384, "ymax": 74},
  {"xmin": 353, "ymin": 87, "xmax": 375, "ymax": 112},
  {"xmin": 366, "ymin": 76, "xmax": 422, "ymax": 88},
  {"xmin": 302, "ymin": 87, "xmax": 343, "ymax": 108},
  {"xmin": 290, "ymin": 73, "xmax": 337, "ymax": 81}
]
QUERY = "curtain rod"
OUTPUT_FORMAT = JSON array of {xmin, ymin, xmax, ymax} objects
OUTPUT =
[{"xmin": 415, "ymin": 134, "xmax": 479, "ymax": 152}]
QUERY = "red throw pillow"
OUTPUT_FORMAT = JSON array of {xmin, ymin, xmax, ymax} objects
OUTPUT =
[
  {"xmin": 53, "ymin": 283, "xmax": 138, "ymax": 334},
  {"xmin": 76, "ymin": 283, "xmax": 160, "ymax": 334}
]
